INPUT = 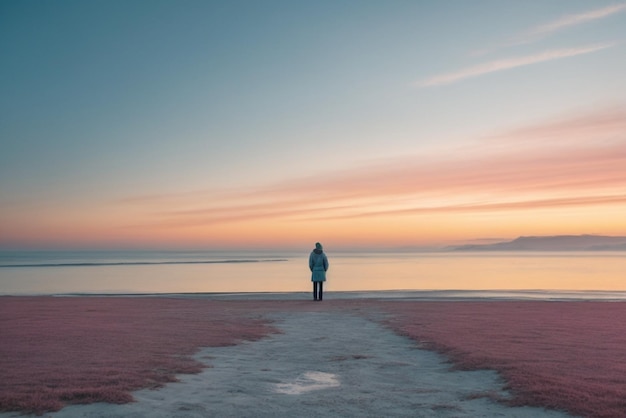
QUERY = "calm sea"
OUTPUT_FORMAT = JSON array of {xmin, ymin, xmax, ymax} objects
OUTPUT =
[{"xmin": 0, "ymin": 250, "xmax": 625, "ymax": 300}]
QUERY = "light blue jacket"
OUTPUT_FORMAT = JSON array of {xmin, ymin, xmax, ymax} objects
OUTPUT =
[{"xmin": 309, "ymin": 249, "xmax": 328, "ymax": 282}]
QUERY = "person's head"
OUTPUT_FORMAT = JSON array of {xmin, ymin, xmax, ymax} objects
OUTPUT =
[{"xmin": 315, "ymin": 242, "xmax": 323, "ymax": 251}]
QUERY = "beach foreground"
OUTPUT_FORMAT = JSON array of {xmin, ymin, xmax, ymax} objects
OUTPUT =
[{"xmin": 1, "ymin": 297, "xmax": 625, "ymax": 417}]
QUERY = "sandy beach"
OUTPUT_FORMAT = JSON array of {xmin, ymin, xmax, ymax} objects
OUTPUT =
[{"xmin": 2, "ymin": 296, "xmax": 626, "ymax": 417}]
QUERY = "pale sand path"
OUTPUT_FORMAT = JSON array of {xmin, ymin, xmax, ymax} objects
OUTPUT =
[{"xmin": 16, "ymin": 311, "xmax": 572, "ymax": 417}]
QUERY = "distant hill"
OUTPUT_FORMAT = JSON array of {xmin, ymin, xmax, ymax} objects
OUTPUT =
[{"xmin": 449, "ymin": 235, "xmax": 626, "ymax": 251}]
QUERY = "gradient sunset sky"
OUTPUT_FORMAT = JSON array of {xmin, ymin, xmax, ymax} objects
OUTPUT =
[{"xmin": 1, "ymin": 1, "xmax": 625, "ymax": 250}]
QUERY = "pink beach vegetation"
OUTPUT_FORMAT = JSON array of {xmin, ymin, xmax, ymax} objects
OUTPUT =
[
  {"xmin": 381, "ymin": 301, "xmax": 626, "ymax": 418},
  {"xmin": 2, "ymin": 298, "xmax": 626, "ymax": 417},
  {"xmin": 0, "ymin": 297, "xmax": 276, "ymax": 415}
]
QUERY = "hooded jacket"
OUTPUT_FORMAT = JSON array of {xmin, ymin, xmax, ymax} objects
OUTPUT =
[{"xmin": 309, "ymin": 247, "xmax": 329, "ymax": 282}]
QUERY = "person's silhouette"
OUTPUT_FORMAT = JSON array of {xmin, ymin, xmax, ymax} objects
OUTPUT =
[{"xmin": 309, "ymin": 242, "xmax": 329, "ymax": 301}]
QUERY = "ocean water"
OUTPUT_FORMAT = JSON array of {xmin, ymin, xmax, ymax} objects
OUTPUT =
[{"xmin": 0, "ymin": 250, "xmax": 625, "ymax": 299}]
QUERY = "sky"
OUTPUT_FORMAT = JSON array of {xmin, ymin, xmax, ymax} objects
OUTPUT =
[{"xmin": 1, "ymin": 0, "xmax": 625, "ymax": 251}]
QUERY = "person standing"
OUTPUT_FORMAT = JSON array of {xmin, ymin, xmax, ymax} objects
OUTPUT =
[{"xmin": 309, "ymin": 242, "xmax": 329, "ymax": 301}]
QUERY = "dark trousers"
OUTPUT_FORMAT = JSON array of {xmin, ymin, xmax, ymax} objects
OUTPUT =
[{"xmin": 313, "ymin": 282, "xmax": 323, "ymax": 301}]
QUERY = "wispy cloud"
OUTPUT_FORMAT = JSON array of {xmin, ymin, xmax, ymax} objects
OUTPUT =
[
  {"xmin": 483, "ymin": 105, "xmax": 626, "ymax": 147},
  {"xmin": 416, "ymin": 43, "xmax": 615, "ymax": 87},
  {"xmin": 512, "ymin": 3, "xmax": 626, "ymax": 45},
  {"xmin": 306, "ymin": 194, "xmax": 626, "ymax": 221},
  {"xmin": 472, "ymin": 3, "xmax": 626, "ymax": 56}
]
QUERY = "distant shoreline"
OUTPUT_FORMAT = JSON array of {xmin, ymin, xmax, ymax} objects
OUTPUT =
[{"xmin": 448, "ymin": 234, "xmax": 626, "ymax": 251}]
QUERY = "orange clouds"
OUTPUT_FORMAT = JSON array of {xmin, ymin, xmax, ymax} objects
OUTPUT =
[
  {"xmin": 2, "ymin": 106, "xmax": 625, "ymax": 249},
  {"xmin": 98, "ymin": 106, "xmax": 626, "ymax": 247}
]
